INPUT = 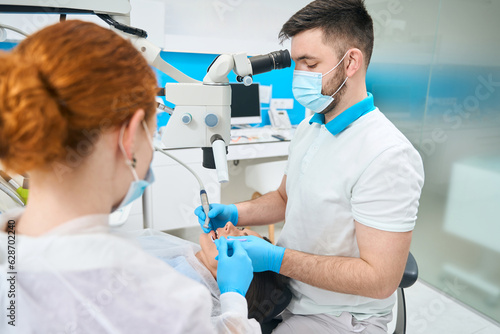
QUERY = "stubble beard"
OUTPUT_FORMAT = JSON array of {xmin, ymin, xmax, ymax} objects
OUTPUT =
[{"xmin": 319, "ymin": 66, "xmax": 347, "ymax": 116}]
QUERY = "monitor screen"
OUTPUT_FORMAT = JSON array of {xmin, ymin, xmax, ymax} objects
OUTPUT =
[{"xmin": 230, "ymin": 83, "xmax": 261, "ymax": 125}]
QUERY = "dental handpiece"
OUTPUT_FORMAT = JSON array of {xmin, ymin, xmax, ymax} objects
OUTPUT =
[{"xmin": 200, "ymin": 190, "xmax": 211, "ymax": 230}]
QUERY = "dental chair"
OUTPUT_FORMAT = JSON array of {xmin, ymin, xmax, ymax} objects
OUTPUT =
[
  {"xmin": 260, "ymin": 252, "xmax": 418, "ymax": 334},
  {"xmin": 392, "ymin": 251, "xmax": 418, "ymax": 334}
]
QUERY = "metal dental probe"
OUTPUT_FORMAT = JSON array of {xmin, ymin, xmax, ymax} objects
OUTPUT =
[{"xmin": 200, "ymin": 189, "xmax": 211, "ymax": 231}]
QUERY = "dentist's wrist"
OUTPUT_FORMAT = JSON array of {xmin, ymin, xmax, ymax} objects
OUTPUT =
[
  {"xmin": 229, "ymin": 204, "xmax": 238, "ymax": 225},
  {"xmin": 271, "ymin": 246, "xmax": 286, "ymax": 273}
]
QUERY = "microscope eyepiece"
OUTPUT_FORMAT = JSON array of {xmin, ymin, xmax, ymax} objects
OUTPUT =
[{"xmin": 249, "ymin": 49, "xmax": 291, "ymax": 76}]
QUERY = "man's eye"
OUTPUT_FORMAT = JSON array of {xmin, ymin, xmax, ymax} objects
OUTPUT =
[
  {"xmin": 307, "ymin": 64, "xmax": 317, "ymax": 69},
  {"xmin": 238, "ymin": 227, "xmax": 245, "ymax": 231}
]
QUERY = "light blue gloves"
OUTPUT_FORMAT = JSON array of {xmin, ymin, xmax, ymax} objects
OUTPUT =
[
  {"xmin": 215, "ymin": 237, "xmax": 253, "ymax": 296},
  {"xmin": 194, "ymin": 203, "xmax": 238, "ymax": 233},
  {"xmin": 230, "ymin": 235, "xmax": 286, "ymax": 273}
]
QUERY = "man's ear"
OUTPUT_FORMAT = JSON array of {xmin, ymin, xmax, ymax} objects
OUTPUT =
[
  {"xmin": 120, "ymin": 109, "xmax": 145, "ymax": 161},
  {"xmin": 345, "ymin": 48, "xmax": 364, "ymax": 78}
]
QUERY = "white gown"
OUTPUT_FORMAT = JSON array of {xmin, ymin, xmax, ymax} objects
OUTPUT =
[{"xmin": 0, "ymin": 209, "xmax": 260, "ymax": 334}]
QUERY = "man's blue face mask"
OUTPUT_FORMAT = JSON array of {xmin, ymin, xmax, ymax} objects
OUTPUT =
[
  {"xmin": 114, "ymin": 121, "xmax": 155, "ymax": 211},
  {"xmin": 292, "ymin": 50, "xmax": 350, "ymax": 113}
]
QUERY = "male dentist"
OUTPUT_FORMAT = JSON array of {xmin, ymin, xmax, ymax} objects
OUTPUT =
[{"xmin": 196, "ymin": 1, "xmax": 424, "ymax": 332}]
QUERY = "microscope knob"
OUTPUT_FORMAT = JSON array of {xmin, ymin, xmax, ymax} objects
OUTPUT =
[
  {"xmin": 181, "ymin": 113, "xmax": 192, "ymax": 125},
  {"xmin": 242, "ymin": 75, "xmax": 253, "ymax": 86},
  {"xmin": 205, "ymin": 114, "xmax": 219, "ymax": 128}
]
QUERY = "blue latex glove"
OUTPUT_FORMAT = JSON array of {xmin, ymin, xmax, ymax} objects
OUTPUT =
[
  {"xmin": 194, "ymin": 203, "xmax": 238, "ymax": 233},
  {"xmin": 215, "ymin": 237, "xmax": 253, "ymax": 296},
  {"xmin": 231, "ymin": 235, "xmax": 286, "ymax": 273}
]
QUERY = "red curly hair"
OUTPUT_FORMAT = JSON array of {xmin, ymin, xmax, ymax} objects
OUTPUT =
[{"xmin": 0, "ymin": 20, "xmax": 158, "ymax": 174}]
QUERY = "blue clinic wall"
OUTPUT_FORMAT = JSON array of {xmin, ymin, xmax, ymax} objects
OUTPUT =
[
  {"xmin": 0, "ymin": 42, "xmax": 16, "ymax": 51},
  {"xmin": 366, "ymin": 64, "xmax": 431, "ymax": 121},
  {"xmin": 6, "ymin": 40, "xmax": 454, "ymax": 130}
]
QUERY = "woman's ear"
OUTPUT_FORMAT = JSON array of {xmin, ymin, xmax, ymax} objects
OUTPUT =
[
  {"xmin": 345, "ymin": 48, "xmax": 364, "ymax": 78},
  {"xmin": 120, "ymin": 109, "xmax": 145, "ymax": 161}
]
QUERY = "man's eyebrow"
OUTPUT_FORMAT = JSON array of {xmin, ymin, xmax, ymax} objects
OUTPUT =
[{"xmin": 293, "ymin": 55, "xmax": 318, "ymax": 61}]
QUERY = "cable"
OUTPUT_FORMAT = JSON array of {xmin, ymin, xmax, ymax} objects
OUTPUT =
[
  {"xmin": 154, "ymin": 147, "xmax": 205, "ymax": 189},
  {"xmin": 0, "ymin": 24, "xmax": 28, "ymax": 37},
  {"xmin": 96, "ymin": 14, "xmax": 147, "ymax": 38}
]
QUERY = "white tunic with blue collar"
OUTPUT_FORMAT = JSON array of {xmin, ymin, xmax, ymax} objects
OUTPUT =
[{"xmin": 277, "ymin": 93, "xmax": 424, "ymax": 320}]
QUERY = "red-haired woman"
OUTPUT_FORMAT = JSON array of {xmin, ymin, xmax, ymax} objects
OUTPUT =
[{"xmin": 0, "ymin": 20, "xmax": 258, "ymax": 333}]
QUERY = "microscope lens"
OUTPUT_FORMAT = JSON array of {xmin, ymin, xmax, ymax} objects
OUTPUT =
[{"xmin": 249, "ymin": 50, "xmax": 291, "ymax": 75}]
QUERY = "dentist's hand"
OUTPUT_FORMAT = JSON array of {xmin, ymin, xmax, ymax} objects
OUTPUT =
[
  {"xmin": 215, "ymin": 237, "xmax": 253, "ymax": 296},
  {"xmin": 194, "ymin": 203, "xmax": 238, "ymax": 233},
  {"xmin": 231, "ymin": 235, "xmax": 285, "ymax": 273}
]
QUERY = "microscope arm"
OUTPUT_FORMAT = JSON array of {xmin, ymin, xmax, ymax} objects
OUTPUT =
[
  {"xmin": 120, "ymin": 32, "xmax": 200, "ymax": 84},
  {"xmin": 152, "ymin": 54, "xmax": 200, "ymax": 84}
]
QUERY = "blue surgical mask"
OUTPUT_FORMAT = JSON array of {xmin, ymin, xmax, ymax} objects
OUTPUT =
[
  {"xmin": 292, "ymin": 50, "xmax": 350, "ymax": 113},
  {"xmin": 114, "ymin": 121, "xmax": 156, "ymax": 211}
]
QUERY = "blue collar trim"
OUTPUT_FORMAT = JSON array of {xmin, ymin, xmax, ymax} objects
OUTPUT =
[{"xmin": 309, "ymin": 92, "xmax": 375, "ymax": 135}]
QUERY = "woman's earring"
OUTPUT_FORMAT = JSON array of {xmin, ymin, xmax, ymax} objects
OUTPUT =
[{"xmin": 131, "ymin": 155, "xmax": 137, "ymax": 168}]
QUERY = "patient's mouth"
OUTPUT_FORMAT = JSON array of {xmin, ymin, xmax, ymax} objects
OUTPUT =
[{"xmin": 209, "ymin": 230, "xmax": 218, "ymax": 241}]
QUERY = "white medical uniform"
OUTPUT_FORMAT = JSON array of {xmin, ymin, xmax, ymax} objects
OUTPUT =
[
  {"xmin": 276, "ymin": 93, "xmax": 424, "ymax": 327},
  {"xmin": 0, "ymin": 210, "xmax": 260, "ymax": 334}
]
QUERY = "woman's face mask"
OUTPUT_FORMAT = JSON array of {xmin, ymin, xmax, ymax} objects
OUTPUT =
[
  {"xmin": 113, "ymin": 121, "xmax": 155, "ymax": 212},
  {"xmin": 292, "ymin": 50, "xmax": 350, "ymax": 113}
]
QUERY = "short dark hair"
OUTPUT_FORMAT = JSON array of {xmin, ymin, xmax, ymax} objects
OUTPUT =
[
  {"xmin": 279, "ymin": 0, "xmax": 374, "ymax": 68},
  {"xmin": 245, "ymin": 237, "xmax": 291, "ymax": 324}
]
